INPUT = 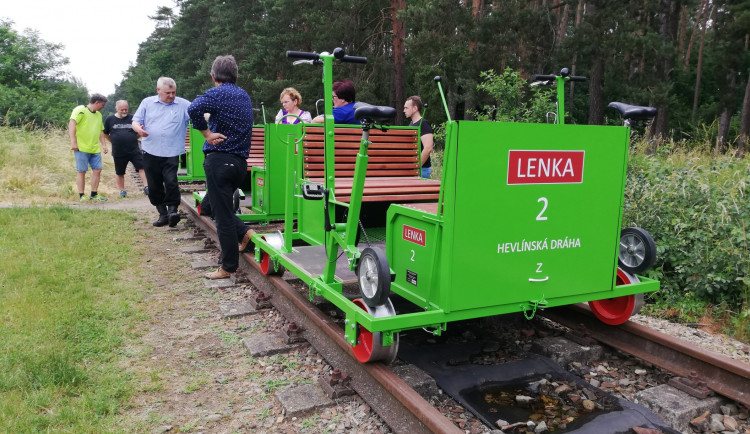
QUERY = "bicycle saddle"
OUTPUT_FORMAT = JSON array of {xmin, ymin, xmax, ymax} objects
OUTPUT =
[
  {"xmin": 608, "ymin": 102, "xmax": 657, "ymax": 121},
  {"xmin": 354, "ymin": 103, "xmax": 396, "ymax": 123}
]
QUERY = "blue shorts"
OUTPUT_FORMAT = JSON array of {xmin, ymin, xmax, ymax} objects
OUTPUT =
[{"xmin": 74, "ymin": 151, "xmax": 102, "ymax": 172}]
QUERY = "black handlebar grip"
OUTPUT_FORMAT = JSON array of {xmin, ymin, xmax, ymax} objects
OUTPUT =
[
  {"xmin": 341, "ymin": 55, "xmax": 367, "ymax": 64},
  {"xmin": 570, "ymin": 76, "xmax": 587, "ymax": 82},
  {"xmin": 531, "ymin": 74, "xmax": 556, "ymax": 81},
  {"xmin": 286, "ymin": 51, "xmax": 319, "ymax": 60},
  {"xmin": 434, "ymin": 76, "xmax": 442, "ymax": 82}
]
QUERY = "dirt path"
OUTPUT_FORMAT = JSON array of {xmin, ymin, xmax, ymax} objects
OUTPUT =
[{"xmin": 70, "ymin": 178, "xmax": 389, "ymax": 433}]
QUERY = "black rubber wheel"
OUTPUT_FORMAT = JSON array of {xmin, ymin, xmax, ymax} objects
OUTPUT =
[
  {"xmin": 233, "ymin": 189, "xmax": 241, "ymax": 214},
  {"xmin": 356, "ymin": 247, "xmax": 391, "ymax": 307},
  {"xmin": 618, "ymin": 227, "xmax": 656, "ymax": 274}
]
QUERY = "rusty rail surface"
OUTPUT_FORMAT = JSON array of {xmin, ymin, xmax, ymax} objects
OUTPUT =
[
  {"xmin": 542, "ymin": 304, "xmax": 750, "ymax": 408},
  {"xmin": 181, "ymin": 197, "xmax": 462, "ymax": 434}
]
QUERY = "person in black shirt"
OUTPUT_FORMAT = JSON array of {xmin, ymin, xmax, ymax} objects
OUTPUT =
[
  {"xmin": 103, "ymin": 100, "xmax": 148, "ymax": 197},
  {"xmin": 403, "ymin": 96, "xmax": 434, "ymax": 178}
]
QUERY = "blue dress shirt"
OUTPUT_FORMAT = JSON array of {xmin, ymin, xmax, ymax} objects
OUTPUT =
[{"xmin": 132, "ymin": 95, "xmax": 191, "ymax": 157}]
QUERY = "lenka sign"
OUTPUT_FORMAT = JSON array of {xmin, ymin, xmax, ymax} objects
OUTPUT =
[{"xmin": 507, "ymin": 150, "xmax": 584, "ymax": 185}]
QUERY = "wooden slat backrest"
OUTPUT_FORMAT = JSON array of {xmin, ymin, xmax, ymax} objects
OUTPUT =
[
  {"xmin": 247, "ymin": 127, "xmax": 265, "ymax": 169},
  {"xmin": 302, "ymin": 126, "xmax": 420, "ymax": 178}
]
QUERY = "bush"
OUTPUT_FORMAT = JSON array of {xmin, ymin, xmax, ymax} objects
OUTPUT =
[{"xmin": 623, "ymin": 150, "xmax": 750, "ymax": 314}]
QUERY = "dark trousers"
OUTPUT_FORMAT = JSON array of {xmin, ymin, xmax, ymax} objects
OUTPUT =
[
  {"xmin": 143, "ymin": 152, "xmax": 181, "ymax": 207},
  {"xmin": 204, "ymin": 152, "xmax": 249, "ymax": 273}
]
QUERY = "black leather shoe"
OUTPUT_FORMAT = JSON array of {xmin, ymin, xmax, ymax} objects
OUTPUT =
[
  {"xmin": 153, "ymin": 215, "xmax": 169, "ymax": 227},
  {"xmin": 167, "ymin": 205, "xmax": 181, "ymax": 228},
  {"xmin": 153, "ymin": 205, "xmax": 168, "ymax": 227}
]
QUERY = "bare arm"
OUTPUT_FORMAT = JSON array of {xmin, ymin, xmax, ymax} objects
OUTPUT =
[
  {"xmin": 199, "ymin": 129, "xmax": 226, "ymax": 146},
  {"xmin": 100, "ymin": 131, "xmax": 108, "ymax": 154},
  {"xmin": 420, "ymin": 133, "xmax": 434, "ymax": 166},
  {"xmin": 68, "ymin": 119, "xmax": 78, "ymax": 151},
  {"xmin": 132, "ymin": 121, "xmax": 148, "ymax": 137}
]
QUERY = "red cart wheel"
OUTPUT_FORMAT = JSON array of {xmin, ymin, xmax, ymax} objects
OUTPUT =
[
  {"xmin": 259, "ymin": 231, "xmax": 285, "ymax": 276},
  {"xmin": 589, "ymin": 268, "xmax": 644, "ymax": 325},
  {"xmin": 351, "ymin": 298, "xmax": 399, "ymax": 364}
]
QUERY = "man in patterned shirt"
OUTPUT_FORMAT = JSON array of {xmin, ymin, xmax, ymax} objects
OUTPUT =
[{"xmin": 188, "ymin": 55, "xmax": 253, "ymax": 279}]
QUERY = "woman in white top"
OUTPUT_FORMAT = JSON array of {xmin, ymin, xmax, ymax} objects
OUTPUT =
[{"xmin": 275, "ymin": 87, "xmax": 312, "ymax": 124}]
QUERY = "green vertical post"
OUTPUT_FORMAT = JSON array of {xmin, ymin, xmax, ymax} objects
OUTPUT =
[{"xmin": 556, "ymin": 76, "xmax": 566, "ymax": 125}]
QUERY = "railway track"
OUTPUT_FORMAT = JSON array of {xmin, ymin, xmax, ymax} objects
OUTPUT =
[
  {"xmin": 541, "ymin": 305, "xmax": 750, "ymax": 409},
  {"xmin": 181, "ymin": 196, "xmax": 750, "ymax": 433},
  {"xmin": 182, "ymin": 197, "xmax": 461, "ymax": 434}
]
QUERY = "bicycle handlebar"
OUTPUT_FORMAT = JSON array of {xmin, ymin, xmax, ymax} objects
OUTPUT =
[
  {"xmin": 531, "ymin": 74, "xmax": 587, "ymax": 82},
  {"xmin": 286, "ymin": 49, "xmax": 367, "ymax": 64},
  {"xmin": 286, "ymin": 51, "xmax": 319, "ymax": 60}
]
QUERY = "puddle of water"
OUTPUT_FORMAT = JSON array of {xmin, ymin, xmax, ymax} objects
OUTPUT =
[{"xmin": 460, "ymin": 376, "xmax": 621, "ymax": 432}]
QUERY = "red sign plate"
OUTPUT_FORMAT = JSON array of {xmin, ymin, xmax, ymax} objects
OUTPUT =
[
  {"xmin": 507, "ymin": 150, "xmax": 585, "ymax": 185},
  {"xmin": 403, "ymin": 225, "xmax": 426, "ymax": 247},
  {"xmin": 257, "ymin": 177, "xmax": 264, "ymax": 186}
]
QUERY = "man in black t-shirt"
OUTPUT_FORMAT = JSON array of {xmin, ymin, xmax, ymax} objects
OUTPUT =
[
  {"xmin": 403, "ymin": 95, "xmax": 434, "ymax": 179},
  {"xmin": 103, "ymin": 100, "xmax": 148, "ymax": 197}
]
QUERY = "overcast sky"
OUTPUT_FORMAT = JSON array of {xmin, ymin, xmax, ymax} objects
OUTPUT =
[{"xmin": 3, "ymin": 0, "xmax": 171, "ymax": 96}]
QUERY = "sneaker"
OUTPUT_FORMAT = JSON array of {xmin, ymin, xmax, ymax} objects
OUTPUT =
[
  {"xmin": 143, "ymin": 186, "xmax": 149, "ymax": 196},
  {"xmin": 120, "ymin": 190, "xmax": 127, "ymax": 198},
  {"xmin": 90, "ymin": 195, "xmax": 108, "ymax": 201},
  {"xmin": 79, "ymin": 195, "xmax": 89, "ymax": 202}
]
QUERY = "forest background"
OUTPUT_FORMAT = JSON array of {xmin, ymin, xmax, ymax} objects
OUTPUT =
[{"xmin": 1, "ymin": 0, "xmax": 750, "ymax": 337}]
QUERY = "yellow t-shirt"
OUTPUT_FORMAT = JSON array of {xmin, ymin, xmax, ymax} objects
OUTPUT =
[{"xmin": 70, "ymin": 105, "xmax": 103, "ymax": 153}]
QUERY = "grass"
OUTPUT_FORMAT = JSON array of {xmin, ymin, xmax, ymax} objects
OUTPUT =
[
  {"xmin": 0, "ymin": 206, "xmax": 144, "ymax": 432},
  {"xmin": 0, "ymin": 126, "xmax": 118, "ymax": 204}
]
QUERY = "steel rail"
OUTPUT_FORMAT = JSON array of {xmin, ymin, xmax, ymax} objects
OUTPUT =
[
  {"xmin": 182, "ymin": 197, "xmax": 462, "ymax": 434},
  {"xmin": 541, "ymin": 304, "xmax": 750, "ymax": 408}
]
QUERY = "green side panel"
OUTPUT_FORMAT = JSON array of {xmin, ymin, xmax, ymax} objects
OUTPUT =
[
  {"xmin": 447, "ymin": 121, "xmax": 629, "ymax": 312},
  {"xmin": 186, "ymin": 125, "xmax": 206, "ymax": 179},
  {"xmin": 298, "ymin": 198, "xmax": 325, "ymax": 245},
  {"xmin": 387, "ymin": 205, "xmax": 442, "ymax": 310},
  {"xmin": 251, "ymin": 167, "xmax": 266, "ymax": 213}
]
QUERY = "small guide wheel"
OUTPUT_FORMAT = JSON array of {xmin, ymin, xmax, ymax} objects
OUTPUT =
[
  {"xmin": 589, "ymin": 268, "xmax": 645, "ymax": 325},
  {"xmin": 351, "ymin": 298, "xmax": 399, "ymax": 364},
  {"xmin": 259, "ymin": 231, "xmax": 285, "ymax": 276},
  {"xmin": 356, "ymin": 247, "xmax": 391, "ymax": 307},
  {"xmin": 618, "ymin": 227, "xmax": 656, "ymax": 274},
  {"xmin": 233, "ymin": 189, "xmax": 241, "ymax": 214}
]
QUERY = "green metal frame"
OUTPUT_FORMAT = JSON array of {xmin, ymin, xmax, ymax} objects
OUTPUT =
[
  {"xmin": 251, "ymin": 59, "xmax": 660, "ymax": 352},
  {"xmin": 178, "ymin": 125, "xmax": 207, "ymax": 182}
]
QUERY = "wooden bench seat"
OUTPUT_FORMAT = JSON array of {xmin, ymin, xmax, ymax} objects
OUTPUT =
[
  {"xmin": 302, "ymin": 126, "xmax": 440, "ymax": 204},
  {"xmin": 307, "ymin": 177, "xmax": 440, "ymax": 203},
  {"xmin": 395, "ymin": 202, "xmax": 439, "ymax": 215}
]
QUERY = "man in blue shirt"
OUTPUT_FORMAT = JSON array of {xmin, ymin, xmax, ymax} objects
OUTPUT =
[
  {"xmin": 132, "ymin": 77, "xmax": 191, "ymax": 227},
  {"xmin": 188, "ymin": 55, "xmax": 253, "ymax": 279}
]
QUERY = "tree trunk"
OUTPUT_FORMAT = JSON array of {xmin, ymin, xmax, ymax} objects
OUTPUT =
[
  {"xmin": 677, "ymin": 5, "xmax": 687, "ymax": 62},
  {"xmin": 716, "ymin": 70, "xmax": 737, "ymax": 154},
  {"xmin": 555, "ymin": 0, "xmax": 570, "ymax": 47},
  {"xmin": 391, "ymin": 0, "xmax": 406, "ymax": 125},
  {"xmin": 684, "ymin": 0, "xmax": 708, "ymax": 69},
  {"xmin": 652, "ymin": 0, "xmax": 680, "ymax": 139},
  {"xmin": 738, "ymin": 71, "xmax": 750, "ymax": 156},
  {"xmin": 716, "ymin": 108, "xmax": 732, "ymax": 154},
  {"xmin": 569, "ymin": 0, "xmax": 585, "ymax": 112},
  {"xmin": 691, "ymin": 2, "xmax": 712, "ymax": 123},
  {"xmin": 588, "ymin": 56, "xmax": 605, "ymax": 125}
]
